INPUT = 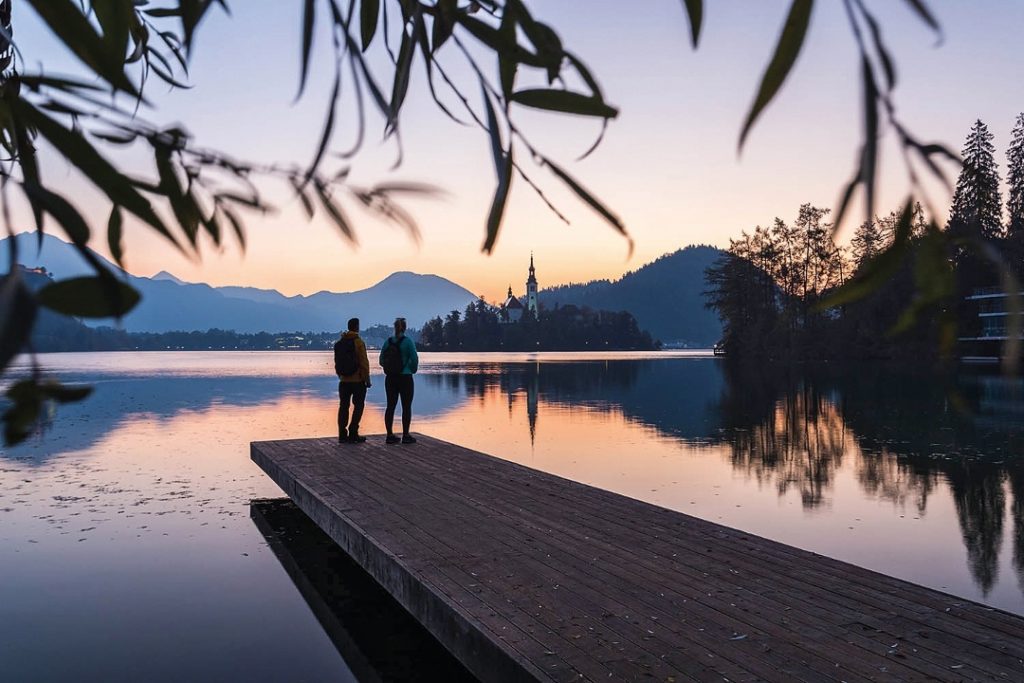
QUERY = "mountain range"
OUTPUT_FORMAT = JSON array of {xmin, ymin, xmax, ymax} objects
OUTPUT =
[
  {"xmin": 1, "ymin": 233, "xmax": 477, "ymax": 333},
  {"xmin": 540, "ymin": 245, "xmax": 723, "ymax": 346},
  {"xmin": 3, "ymin": 234, "xmax": 724, "ymax": 344}
]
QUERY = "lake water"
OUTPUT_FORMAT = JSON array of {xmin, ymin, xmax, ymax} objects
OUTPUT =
[{"xmin": 3, "ymin": 351, "xmax": 1024, "ymax": 680}]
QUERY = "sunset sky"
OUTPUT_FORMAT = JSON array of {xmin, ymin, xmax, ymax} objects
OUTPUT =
[{"xmin": 14, "ymin": 1, "xmax": 1024, "ymax": 301}]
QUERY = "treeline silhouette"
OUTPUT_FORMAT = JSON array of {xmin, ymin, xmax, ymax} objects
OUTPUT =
[
  {"xmin": 417, "ymin": 299, "xmax": 657, "ymax": 351},
  {"xmin": 707, "ymin": 116, "xmax": 1024, "ymax": 361}
]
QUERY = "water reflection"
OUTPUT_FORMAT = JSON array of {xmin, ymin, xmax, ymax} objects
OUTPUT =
[
  {"xmin": 428, "ymin": 359, "xmax": 1024, "ymax": 601},
  {"xmin": 5, "ymin": 351, "xmax": 1024, "ymax": 680},
  {"xmin": 250, "ymin": 499, "xmax": 474, "ymax": 682},
  {"xmin": 712, "ymin": 363, "xmax": 1024, "ymax": 599}
]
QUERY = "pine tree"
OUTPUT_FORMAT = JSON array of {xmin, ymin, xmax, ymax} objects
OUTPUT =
[
  {"xmin": 948, "ymin": 120, "xmax": 1004, "ymax": 243},
  {"xmin": 1007, "ymin": 113, "xmax": 1024, "ymax": 237},
  {"xmin": 851, "ymin": 219, "xmax": 883, "ymax": 268}
]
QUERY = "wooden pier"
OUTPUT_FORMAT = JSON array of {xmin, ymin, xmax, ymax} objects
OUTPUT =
[{"xmin": 251, "ymin": 435, "xmax": 1024, "ymax": 682}]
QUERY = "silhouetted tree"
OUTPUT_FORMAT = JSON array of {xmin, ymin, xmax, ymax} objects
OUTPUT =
[
  {"xmin": 948, "ymin": 120, "xmax": 1004, "ymax": 248},
  {"xmin": 443, "ymin": 310, "xmax": 462, "ymax": 350},
  {"xmin": 1006, "ymin": 113, "xmax": 1024, "ymax": 257},
  {"xmin": 851, "ymin": 219, "xmax": 885, "ymax": 269},
  {"xmin": 419, "ymin": 316, "xmax": 444, "ymax": 350},
  {"xmin": 705, "ymin": 204, "xmax": 850, "ymax": 358}
]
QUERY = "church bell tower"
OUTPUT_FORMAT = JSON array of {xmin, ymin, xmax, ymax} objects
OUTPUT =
[{"xmin": 525, "ymin": 252, "xmax": 538, "ymax": 317}]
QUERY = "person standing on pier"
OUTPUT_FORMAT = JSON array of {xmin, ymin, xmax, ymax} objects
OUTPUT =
[
  {"xmin": 379, "ymin": 317, "xmax": 419, "ymax": 444},
  {"xmin": 335, "ymin": 317, "xmax": 371, "ymax": 443}
]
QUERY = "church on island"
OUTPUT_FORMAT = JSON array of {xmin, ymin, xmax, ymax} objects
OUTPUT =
[{"xmin": 500, "ymin": 254, "xmax": 539, "ymax": 324}]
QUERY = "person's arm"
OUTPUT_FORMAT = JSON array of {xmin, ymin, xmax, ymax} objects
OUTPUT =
[
  {"xmin": 357, "ymin": 338, "xmax": 371, "ymax": 385},
  {"xmin": 407, "ymin": 338, "xmax": 419, "ymax": 374},
  {"xmin": 378, "ymin": 338, "xmax": 389, "ymax": 368}
]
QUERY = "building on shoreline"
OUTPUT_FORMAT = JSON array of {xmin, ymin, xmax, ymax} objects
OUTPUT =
[
  {"xmin": 500, "ymin": 254, "xmax": 539, "ymax": 324},
  {"xmin": 960, "ymin": 287, "xmax": 1023, "ymax": 362}
]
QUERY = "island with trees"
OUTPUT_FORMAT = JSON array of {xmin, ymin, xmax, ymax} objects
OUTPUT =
[{"xmin": 418, "ymin": 299, "xmax": 657, "ymax": 352}]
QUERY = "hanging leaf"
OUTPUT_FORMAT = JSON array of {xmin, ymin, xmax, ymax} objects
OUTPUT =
[
  {"xmin": 901, "ymin": 0, "xmax": 941, "ymax": 36},
  {"xmin": 455, "ymin": 14, "xmax": 544, "ymax": 68},
  {"xmin": 681, "ymin": 0, "xmax": 703, "ymax": 48},
  {"xmin": 92, "ymin": 0, "xmax": 133, "ymax": 65},
  {"xmin": 178, "ymin": 0, "xmax": 221, "ymax": 54},
  {"xmin": 20, "ymin": 182, "xmax": 91, "ymax": 247},
  {"xmin": 859, "ymin": 7, "xmax": 896, "ymax": 91},
  {"xmin": 386, "ymin": 27, "xmax": 416, "ymax": 135},
  {"xmin": 154, "ymin": 146, "xmax": 199, "ymax": 246},
  {"xmin": 222, "ymin": 206, "xmax": 246, "ymax": 251},
  {"xmin": 3, "ymin": 379, "xmax": 94, "ymax": 446},
  {"xmin": 16, "ymin": 101, "xmax": 178, "ymax": 249},
  {"xmin": 305, "ymin": 65, "xmax": 341, "ymax": 185},
  {"xmin": 859, "ymin": 55, "xmax": 880, "ymax": 228},
  {"xmin": 818, "ymin": 199, "xmax": 913, "ymax": 309},
  {"xmin": 314, "ymin": 181, "xmax": 357, "ymax": 244},
  {"xmin": 0, "ymin": 274, "xmax": 37, "ymax": 372},
  {"xmin": 38, "ymin": 277, "xmax": 141, "ymax": 318},
  {"xmin": 481, "ymin": 86, "xmax": 510, "ymax": 253},
  {"xmin": 431, "ymin": 0, "xmax": 457, "ymax": 52},
  {"xmin": 297, "ymin": 0, "xmax": 316, "ymax": 99},
  {"xmin": 511, "ymin": 89, "xmax": 617, "ymax": 119},
  {"xmin": 361, "ymin": 0, "xmax": 380, "ymax": 51},
  {"xmin": 25, "ymin": 0, "xmax": 138, "ymax": 95},
  {"xmin": 107, "ymin": 207, "xmax": 125, "ymax": 268},
  {"xmin": 498, "ymin": 2, "xmax": 518, "ymax": 103},
  {"xmin": 542, "ymin": 155, "xmax": 632, "ymax": 254},
  {"xmin": 738, "ymin": 0, "xmax": 814, "ymax": 151}
]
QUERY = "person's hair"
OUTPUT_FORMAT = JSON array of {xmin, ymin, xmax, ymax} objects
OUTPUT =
[
  {"xmin": 394, "ymin": 317, "xmax": 407, "ymax": 335},
  {"xmin": 347, "ymin": 317, "xmax": 359, "ymax": 332}
]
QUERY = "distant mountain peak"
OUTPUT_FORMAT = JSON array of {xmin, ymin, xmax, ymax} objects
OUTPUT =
[
  {"xmin": 377, "ymin": 271, "xmax": 436, "ymax": 284},
  {"xmin": 152, "ymin": 270, "xmax": 188, "ymax": 285}
]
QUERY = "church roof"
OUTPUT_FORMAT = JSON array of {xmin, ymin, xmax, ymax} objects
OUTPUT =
[{"xmin": 503, "ymin": 295, "xmax": 524, "ymax": 309}]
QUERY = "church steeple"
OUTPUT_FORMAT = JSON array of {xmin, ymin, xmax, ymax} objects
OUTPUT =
[
  {"xmin": 525, "ymin": 252, "xmax": 538, "ymax": 317},
  {"xmin": 507, "ymin": 284, "xmax": 513, "ymax": 298}
]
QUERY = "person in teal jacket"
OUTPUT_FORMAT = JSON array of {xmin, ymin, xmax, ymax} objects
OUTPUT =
[{"xmin": 379, "ymin": 317, "xmax": 419, "ymax": 444}]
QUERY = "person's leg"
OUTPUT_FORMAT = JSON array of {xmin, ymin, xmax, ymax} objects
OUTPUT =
[
  {"xmin": 384, "ymin": 375, "xmax": 399, "ymax": 441},
  {"xmin": 400, "ymin": 375, "xmax": 414, "ymax": 441},
  {"xmin": 348, "ymin": 383, "xmax": 367, "ymax": 441},
  {"xmin": 337, "ymin": 381, "xmax": 351, "ymax": 442}
]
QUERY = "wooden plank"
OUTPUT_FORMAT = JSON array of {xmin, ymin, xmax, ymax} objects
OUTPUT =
[{"xmin": 251, "ymin": 434, "xmax": 1024, "ymax": 682}]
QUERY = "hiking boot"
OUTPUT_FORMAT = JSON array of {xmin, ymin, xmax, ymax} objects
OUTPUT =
[
  {"xmin": 348, "ymin": 430, "xmax": 367, "ymax": 443},
  {"xmin": 338, "ymin": 429, "xmax": 347, "ymax": 443},
  {"xmin": 401, "ymin": 435, "xmax": 417, "ymax": 444},
  {"xmin": 385, "ymin": 434, "xmax": 400, "ymax": 445}
]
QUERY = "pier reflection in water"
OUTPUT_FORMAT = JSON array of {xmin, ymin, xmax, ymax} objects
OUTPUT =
[{"xmin": 250, "ymin": 499, "xmax": 474, "ymax": 682}]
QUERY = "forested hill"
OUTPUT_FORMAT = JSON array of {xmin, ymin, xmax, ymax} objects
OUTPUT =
[{"xmin": 540, "ymin": 246, "xmax": 723, "ymax": 346}]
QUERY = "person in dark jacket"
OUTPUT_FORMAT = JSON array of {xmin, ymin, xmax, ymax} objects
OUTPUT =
[
  {"xmin": 336, "ymin": 317, "xmax": 371, "ymax": 443},
  {"xmin": 379, "ymin": 317, "xmax": 419, "ymax": 444}
]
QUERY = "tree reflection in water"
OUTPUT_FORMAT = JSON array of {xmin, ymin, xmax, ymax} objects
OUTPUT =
[
  {"xmin": 718, "ymin": 362, "xmax": 1024, "ymax": 597},
  {"xmin": 423, "ymin": 359, "xmax": 1024, "ymax": 600}
]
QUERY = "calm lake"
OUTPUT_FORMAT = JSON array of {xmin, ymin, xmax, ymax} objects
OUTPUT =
[{"xmin": 3, "ymin": 351, "xmax": 1024, "ymax": 681}]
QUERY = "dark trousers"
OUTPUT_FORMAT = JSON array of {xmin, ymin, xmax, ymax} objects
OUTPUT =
[
  {"xmin": 384, "ymin": 374, "xmax": 414, "ymax": 436},
  {"xmin": 338, "ymin": 381, "xmax": 367, "ymax": 437}
]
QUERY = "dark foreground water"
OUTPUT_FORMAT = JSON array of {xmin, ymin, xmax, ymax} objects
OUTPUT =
[{"xmin": 3, "ymin": 351, "xmax": 1024, "ymax": 680}]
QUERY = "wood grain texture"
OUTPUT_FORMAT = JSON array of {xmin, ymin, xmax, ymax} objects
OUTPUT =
[{"xmin": 252, "ymin": 434, "xmax": 1024, "ymax": 682}]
